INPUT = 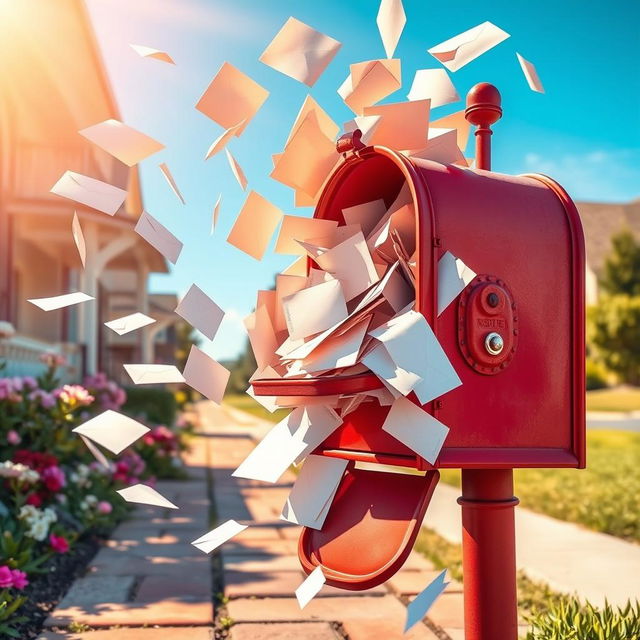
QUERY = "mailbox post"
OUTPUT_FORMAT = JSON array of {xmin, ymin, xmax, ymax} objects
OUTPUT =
[{"xmin": 459, "ymin": 83, "xmax": 519, "ymax": 640}]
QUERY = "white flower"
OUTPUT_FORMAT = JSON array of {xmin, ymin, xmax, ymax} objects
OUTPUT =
[
  {"xmin": 0, "ymin": 461, "xmax": 39, "ymax": 484},
  {"xmin": 19, "ymin": 505, "xmax": 57, "ymax": 540},
  {"xmin": 84, "ymin": 495, "xmax": 98, "ymax": 507}
]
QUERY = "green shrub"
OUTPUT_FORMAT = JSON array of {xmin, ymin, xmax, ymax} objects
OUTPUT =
[
  {"xmin": 524, "ymin": 599, "xmax": 640, "ymax": 640},
  {"xmin": 122, "ymin": 386, "xmax": 177, "ymax": 425},
  {"xmin": 586, "ymin": 358, "xmax": 608, "ymax": 391}
]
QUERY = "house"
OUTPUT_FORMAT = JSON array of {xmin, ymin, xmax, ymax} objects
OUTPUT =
[
  {"xmin": 0, "ymin": 0, "xmax": 178, "ymax": 382},
  {"xmin": 576, "ymin": 198, "xmax": 640, "ymax": 305}
]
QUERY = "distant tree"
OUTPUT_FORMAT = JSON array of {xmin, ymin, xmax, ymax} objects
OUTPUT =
[
  {"xmin": 174, "ymin": 320, "xmax": 201, "ymax": 370},
  {"xmin": 227, "ymin": 338, "xmax": 257, "ymax": 395},
  {"xmin": 600, "ymin": 229, "xmax": 640, "ymax": 296}
]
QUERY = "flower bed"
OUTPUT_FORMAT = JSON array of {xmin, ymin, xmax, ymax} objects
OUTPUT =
[{"xmin": 0, "ymin": 355, "xmax": 192, "ymax": 637}]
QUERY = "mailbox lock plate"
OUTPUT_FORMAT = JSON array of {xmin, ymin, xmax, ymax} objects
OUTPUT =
[{"xmin": 458, "ymin": 275, "xmax": 518, "ymax": 375}]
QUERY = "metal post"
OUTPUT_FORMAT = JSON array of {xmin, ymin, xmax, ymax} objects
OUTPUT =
[{"xmin": 459, "ymin": 85, "xmax": 519, "ymax": 640}]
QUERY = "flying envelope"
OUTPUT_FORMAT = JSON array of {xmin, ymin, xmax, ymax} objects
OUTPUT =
[
  {"xmin": 50, "ymin": 171, "xmax": 126, "ymax": 216},
  {"xmin": 28, "ymin": 292, "xmax": 94, "ymax": 311},
  {"xmin": 174, "ymin": 284, "xmax": 224, "ymax": 341},
  {"xmin": 211, "ymin": 194, "xmax": 222, "ymax": 234},
  {"xmin": 260, "ymin": 17, "xmax": 341, "ymax": 86},
  {"xmin": 117, "ymin": 484, "xmax": 178, "ymax": 509},
  {"xmin": 123, "ymin": 364, "xmax": 185, "ymax": 385},
  {"xmin": 407, "ymin": 68, "xmax": 460, "ymax": 108},
  {"xmin": 104, "ymin": 312, "xmax": 156, "ymax": 335},
  {"xmin": 376, "ymin": 0, "xmax": 406, "ymax": 59},
  {"xmin": 159, "ymin": 162, "xmax": 185, "ymax": 204},
  {"xmin": 338, "ymin": 59, "xmax": 401, "ymax": 115},
  {"xmin": 71, "ymin": 213, "xmax": 86, "ymax": 267},
  {"xmin": 516, "ymin": 52, "xmax": 545, "ymax": 93},
  {"xmin": 135, "ymin": 211, "xmax": 183, "ymax": 265},
  {"xmin": 73, "ymin": 410, "xmax": 149, "ymax": 455},
  {"xmin": 225, "ymin": 149, "xmax": 248, "ymax": 191},
  {"xmin": 204, "ymin": 120, "xmax": 246, "ymax": 160},
  {"xmin": 130, "ymin": 44, "xmax": 175, "ymax": 64},
  {"xmin": 191, "ymin": 520, "xmax": 248, "ymax": 554}
]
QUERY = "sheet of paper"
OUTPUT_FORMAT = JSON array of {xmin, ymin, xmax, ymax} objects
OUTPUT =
[
  {"xmin": 225, "ymin": 148, "xmax": 248, "ymax": 191},
  {"xmin": 50, "ymin": 171, "xmax": 126, "ymax": 216},
  {"xmin": 407, "ymin": 68, "xmax": 460, "ymax": 107},
  {"xmin": 428, "ymin": 21, "xmax": 510, "ymax": 72},
  {"xmin": 271, "ymin": 111, "xmax": 338, "ymax": 199},
  {"xmin": 363, "ymin": 99, "xmax": 430, "ymax": 151},
  {"xmin": 232, "ymin": 405, "xmax": 342, "ymax": 482},
  {"xmin": 368, "ymin": 203, "xmax": 416, "ymax": 263},
  {"xmin": 205, "ymin": 120, "xmax": 246, "ymax": 160},
  {"xmin": 28, "ymin": 292, "xmax": 94, "ymax": 311},
  {"xmin": 123, "ymin": 364, "xmax": 185, "ymax": 384},
  {"xmin": 437, "ymin": 251, "xmax": 476, "ymax": 315},
  {"xmin": 104, "ymin": 312, "xmax": 155, "ymax": 335},
  {"xmin": 281, "ymin": 455, "xmax": 348, "ymax": 529},
  {"xmin": 285, "ymin": 95, "xmax": 339, "ymax": 147},
  {"xmin": 377, "ymin": 0, "xmax": 406, "ymax": 59},
  {"xmin": 296, "ymin": 566, "xmax": 326, "ymax": 609},
  {"xmin": 362, "ymin": 342, "xmax": 420, "ymax": 398},
  {"xmin": 211, "ymin": 194, "xmax": 222, "ymax": 234},
  {"xmin": 227, "ymin": 191, "xmax": 283, "ymax": 260},
  {"xmin": 175, "ymin": 284, "xmax": 224, "ymax": 340},
  {"xmin": 404, "ymin": 570, "xmax": 449, "ymax": 632},
  {"xmin": 73, "ymin": 409, "xmax": 149, "ymax": 455},
  {"xmin": 79, "ymin": 435, "xmax": 110, "ymax": 469},
  {"xmin": 130, "ymin": 44, "xmax": 175, "ymax": 64},
  {"xmin": 246, "ymin": 385, "xmax": 279, "ymax": 413},
  {"xmin": 382, "ymin": 397, "xmax": 449, "ymax": 464},
  {"xmin": 275, "ymin": 274, "xmax": 308, "ymax": 333},
  {"xmin": 339, "ymin": 59, "xmax": 401, "ymax": 115},
  {"xmin": 431, "ymin": 110, "xmax": 470, "ymax": 154},
  {"xmin": 183, "ymin": 345, "xmax": 230, "ymax": 404},
  {"xmin": 409, "ymin": 128, "xmax": 465, "ymax": 165},
  {"xmin": 342, "ymin": 199, "xmax": 386, "ymax": 236},
  {"xmin": 301, "ymin": 317, "xmax": 370, "ymax": 374},
  {"xmin": 191, "ymin": 520, "xmax": 248, "ymax": 554},
  {"xmin": 316, "ymin": 231, "xmax": 380, "ymax": 300},
  {"xmin": 159, "ymin": 162, "xmax": 185, "ymax": 204},
  {"xmin": 135, "ymin": 211, "xmax": 183, "ymax": 264},
  {"xmin": 275, "ymin": 216, "xmax": 338, "ymax": 255},
  {"xmin": 283, "ymin": 279, "xmax": 348, "ymax": 340},
  {"xmin": 516, "ymin": 52, "xmax": 544, "ymax": 93},
  {"xmin": 71, "ymin": 212, "xmax": 86, "ymax": 267},
  {"xmin": 343, "ymin": 114, "xmax": 382, "ymax": 145},
  {"xmin": 116, "ymin": 484, "xmax": 178, "ymax": 510},
  {"xmin": 245, "ymin": 304, "xmax": 278, "ymax": 370},
  {"xmin": 79, "ymin": 119, "xmax": 164, "ymax": 167},
  {"xmin": 370, "ymin": 310, "xmax": 462, "ymax": 404},
  {"xmin": 196, "ymin": 62, "xmax": 269, "ymax": 135},
  {"xmin": 260, "ymin": 17, "xmax": 341, "ymax": 86}
]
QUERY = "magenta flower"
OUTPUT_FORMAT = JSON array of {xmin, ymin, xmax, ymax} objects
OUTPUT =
[
  {"xmin": 0, "ymin": 566, "xmax": 13, "ymax": 588},
  {"xmin": 42, "ymin": 466, "xmax": 66, "ymax": 492},
  {"xmin": 7, "ymin": 430, "xmax": 21, "ymax": 446},
  {"xmin": 97, "ymin": 501, "xmax": 112, "ymax": 515},
  {"xmin": 49, "ymin": 534, "xmax": 69, "ymax": 554},
  {"xmin": 10, "ymin": 569, "xmax": 28, "ymax": 590}
]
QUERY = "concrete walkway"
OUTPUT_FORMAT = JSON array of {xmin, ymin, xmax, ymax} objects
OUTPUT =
[{"xmin": 587, "ymin": 410, "xmax": 640, "ymax": 431}]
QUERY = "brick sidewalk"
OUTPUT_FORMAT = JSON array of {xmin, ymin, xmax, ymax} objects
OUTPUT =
[{"xmin": 40, "ymin": 402, "xmax": 467, "ymax": 639}]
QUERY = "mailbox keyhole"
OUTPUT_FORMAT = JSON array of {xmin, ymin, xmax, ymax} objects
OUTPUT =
[
  {"xmin": 487, "ymin": 292, "xmax": 499, "ymax": 308},
  {"xmin": 485, "ymin": 332, "xmax": 504, "ymax": 356}
]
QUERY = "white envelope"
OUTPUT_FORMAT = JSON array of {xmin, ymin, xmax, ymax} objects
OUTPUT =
[
  {"xmin": 28, "ymin": 292, "xmax": 94, "ymax": 311},
  {"xmin": 123, "ymin": 364, "xmax": 185, "ymax": 385},
  {"xmin": 211, "ymin": 194, "xmax": 222, "ymax": 234},
  {"xmin": 409, "ymin": 128, "xmax": 465, "ymax": 165},
  {"xmin": 135, "ymin": 211, "xmax": 183, "ymax": 265},
  {"xmin": 341, "ymin": 199, "xmax": 387, "ymax": 236},
  {"xmin": 362, "ymin": 342, "xmax": 421, "ymax": 398},
  {"xmin": 260, "ymin": 17, "xmax": 341, "ymax": 86},
  {"xmin": 191, "ymin": 520, "xmax": 247, "ymax": 554},
  {"xmin": 175, "ymin": 284, "xmax": 224, "ymax": 341},
  {"xmin": 130, "ymin": 44, "xmax": 175, "ymax": 64},
  {"xmin": 104, "ymin": 312, "xmax": 156, "ymax": 335},
  {"xmin": 281, "ymin": 455, "xmax": 348, "ymax": 529},
  {"xmin": 73, "ymin": 410, "xmax": 149, "ymax": 455},
  {"xmin": 437, "ymin": 251, "xmax": 476, "ymax": 315},
  {"xmin": 225, "ymin": 149, "xmax": 248, "ymax": 191},
  {"xmin": 376, "ymin": 0, "xmax": 406, "ymax": 59},
  {"xmin": 382, "ymin": 397, "xmax": 449, "ymax": 464},
  {"xmin": 296, "ymin": 566, "xmax": 326, "ymax": 609},
  {"xmin": 50, "ymin": 171, "xmax": 127, "ymax": 216},
  {"xmin": 282, "ymin": 279, "xmax": 348, "ymax": 340},
  {"xmin": 516, "ymin": 52, "xmax": 544, "ymax": 93},
  {"xmin": 338, "ymin": 59, "xmax": 402, "ymax": 115},
  {"xmin": 116, "ymin": 484, "xmax": 178, "ymax": 510},
  {"xmin": 159, "ymin": 162, "xmax": 185, "ymax": 204},
  {"xmin": 183, "ymin": 345, "xmax": 230, "ymax": 404},
  {"xmin": 428, "ymin": 21, "xmax": 510, "ymax": 72},
  {"xmin": 205, "ymin": 120, "xmax": 246, "ymax": 160},
  {"xmin": 79, "ymin": 119, "xmax": 164, "ymax": 167},
  {"xmin": 71, "ymin": 212, "xmax": 86, "ymax": 267},
  {"xmin": 407, "ymin": 68, "xmax": 460, "ymax": 107},
  {"xmin": 79, "ymin": 435, "xmax": 110, "ymax": 469}
]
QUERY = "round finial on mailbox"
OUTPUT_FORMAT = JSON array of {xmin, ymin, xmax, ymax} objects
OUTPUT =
[{"xmin": 465, "ymin": 83, "xmax": 502, "ymax": 171}]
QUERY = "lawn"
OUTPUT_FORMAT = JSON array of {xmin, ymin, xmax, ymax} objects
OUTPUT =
[
  {"xmin": 586, "ymin": 386, "xmax": 640, "ymax": 412},
  {"xmin": 223, "ymin": 393, "xmax": 289, "ymax": 423}
]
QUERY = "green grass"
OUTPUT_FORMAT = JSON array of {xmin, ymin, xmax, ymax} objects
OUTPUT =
[
  {"xmin": 438, "ymin": 430, "xmax": 640, "ymax": 542},
  {"xmin": 586, "ymin": 386, "xmax": 640, "ymax": 412},
  {"xmin": 223, "ymin": 393, "xmax": 289, "ymax": 423}
]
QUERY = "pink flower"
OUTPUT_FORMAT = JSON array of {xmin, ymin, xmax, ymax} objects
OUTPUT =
[
  {"xmin": 10, "ymin": 569, "xmax": 28, "ymax": 590},
  {"xmin": 39, "ymin": 352, "xmax": 67, "ymax": 367},
  {"xmin": 49, "ymin": 534, "xmax": 69, "ymax": 554},
  {"xmin": 0, "ymin": 566, "xmax": 13, "ymax": 588},
  {"xmin": 55, "ymin": 384, "xmax": 94, "ymax": 407},
  {"xmin": 29, "ymin": 389, "xmax": 56, "ymax": 409},
  {"xmin": 42, "ymin": 466, "xmax": 66, "ymax": 492},
  {"xmin": 7, "ymin": 430, "xmax": 21, "ymax": 446},
  {"xmin": 97, "ymin": 501, "xmax": 112, "ymax": 515}
]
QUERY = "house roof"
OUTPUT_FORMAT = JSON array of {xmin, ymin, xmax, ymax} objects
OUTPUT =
[{"xmin": 576, "ymin": 198, "xmax": 640, "ymax": 274}]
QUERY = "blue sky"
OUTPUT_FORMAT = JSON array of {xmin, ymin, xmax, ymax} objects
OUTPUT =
[{"xmin": 85, "ymin": 0, "xmax": 640, "ymax": 361}]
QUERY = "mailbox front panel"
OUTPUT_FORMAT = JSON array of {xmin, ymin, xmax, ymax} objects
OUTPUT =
[{"xmin": 312, "ymin": 148, "xmax": 585, "ymax": 469}]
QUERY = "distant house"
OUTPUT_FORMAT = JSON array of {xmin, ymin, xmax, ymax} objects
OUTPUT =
[
  {"xmin": 576, "ymin": 198, "xmax": 640, "ymax": 305},
  {"xmin": 0, "ymin": 0, "xmax": 178, "ymax": 381}
]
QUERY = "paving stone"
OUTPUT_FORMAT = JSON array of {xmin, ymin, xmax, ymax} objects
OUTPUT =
[
  {"xmin": 57, "ymin": 576, "xmax": 134, "ymax": 607},
  {"xmin": 135, "ymin": 574, "xmax": 211, "ymax": 602},
  {"xmin": 39, "ymin": 629, "xmax": 214, "ymax": 640},
  {"xmin": 225, "ymin": 570, "xmax": 305, "ymax": 598},
  {"xmin": 401, "ymin": 551, "xmax": 433, "ymax": 571},
  {"xmin": 88, "ymin": 552, "xmax": 210, "ymax": 577},
  {"xmin": 224, "ymin": 538, "xmax": 298, "ymax": 555},
  {"xmin": 342, "ymin": 618, "xmax": 440, "ymax": 640},
  {"xmin": 45, "ymin": 598, "xmax": 213, "ymax": 628},
  {"xmin": 230, "ymin": 622, "xmax": 339, "ymax": 640},
  {"xmin": 386, "ymin": 570, "xmax": 463, "ymax": 596},
  {"xmin": 222, "ymin": 553, "xmax": 302, "ymax": 572},
  {"xmin": 423, "ymin": 592, "xmax": 464, "ymax": 629},
  {"xmin": 228, "ymin": 595, "xmax": 409, "ymax": 623}
]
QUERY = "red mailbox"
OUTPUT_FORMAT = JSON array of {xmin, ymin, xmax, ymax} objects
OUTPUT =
[{"xmin": 254, "ymin": 84, "xmax": 585, "ymax": 639}]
